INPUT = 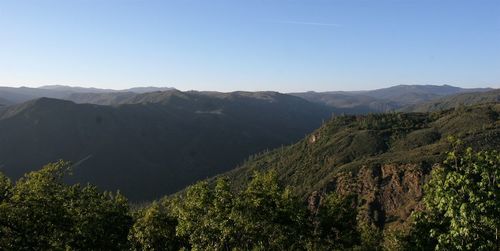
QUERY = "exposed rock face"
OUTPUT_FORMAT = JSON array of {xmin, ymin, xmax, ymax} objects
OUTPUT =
[
  {"xmin": 316, "ymin": 163, "xmax": 431, "ymax": 229},
  {"xmin": 307, "ymin": 191, "xmax": 323, "ymax": 215}
]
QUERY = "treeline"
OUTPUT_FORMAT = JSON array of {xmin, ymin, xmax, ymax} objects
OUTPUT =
[{"xmin": 0, "ymin": 148, "xmax": 498, "ymax": 250}]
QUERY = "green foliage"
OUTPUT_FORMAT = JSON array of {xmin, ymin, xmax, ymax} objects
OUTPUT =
[
  {"xmin": 128, "ymin": 200, "xmax": 180, "ymax": 251},
  {"xmin": 1, "ymin": 128, "xmax": 498, "ymax": 250},
  {"xmin": 401, "ymin": 148, "xmax": 500, "ymax": 250},
  {"xmin": 0, "ymin": 161, "xmax": 132, "ymax": 250},
  {"xmin": 312, "ymin": 193, "xmax": 360, "ymax": 250},
  {"xmin": 355, "ymin": 222, "xmax": 383, "ymax": 251},
  {"xmin": 174, "ymin": 180, "xmax": 226, "ymax": 250},
  {"xmin": 171, "ymin": 171, "xmax": 372, "ymax": 250},
  {"xmin": 356, "ymin": 112, "xmax": 429, "ymax": 131},
  {"xmin": 232, "ymin": 171, "xmax": 309, "ymax": 250},
  {"xmin": 0, "ymin": 173, "xmax": 11, "ymax": 202},
  {"xmin": 174, "ymin": 172, "xmax": 311, "ymax": 250}
]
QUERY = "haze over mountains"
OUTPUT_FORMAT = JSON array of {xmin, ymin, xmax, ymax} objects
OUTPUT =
[
  {"xmin": 0, "ymin": 85, "xmax": 174, "ymax": 105},
  {"xmin": 0, "ymin": 84, "xmax": 498, "ymax": 201},
  {"xmin": 291, "ymin": 84, "xmax": 493, "ymax": 113},
  {"xmin": 0, "ymin": 84, "xmax": 493, "ymax": 108},
  {"xmin": 400, "ymin": 88, "xmax": 500, "ymax": 112}
]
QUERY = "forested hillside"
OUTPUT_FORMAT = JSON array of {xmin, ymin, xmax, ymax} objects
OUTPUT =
[
  {"xmin": 223, "ymin": 104, "xmax": 500, "ymax": 230},
  {"xmin": 0, "ymin": 91, "xmax": 332, "ymax": 201}
]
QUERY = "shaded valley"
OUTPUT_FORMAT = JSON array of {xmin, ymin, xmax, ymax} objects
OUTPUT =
[{"xmin": 0, "ymin": 90, "xmax": 331, "ymax": 201}]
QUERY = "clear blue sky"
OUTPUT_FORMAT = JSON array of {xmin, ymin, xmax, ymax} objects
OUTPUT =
[{"xmin": 1, "ymin": 0, "xmax": 499, "ymax": 92}]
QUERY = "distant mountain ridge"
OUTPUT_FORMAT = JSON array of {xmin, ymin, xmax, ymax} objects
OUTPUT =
[
  {"xmin": 353, "ymin": 84, "xmax": 490, "ymax": 100},
  {"xmin": 0, "ymin": 85, "xmax": 175, "ymax": 105},
  {"xmin": 400, "ymin": 88, "xmax": 500, "ymax": 112},
  {"xmin": 0, "ymin": 84, "xmax": 493, "ymax": 113},
  {"xmin": 291, "ymin": 84, "xmax": 493, "ymax": 113},
  {"xmin": 39, "ymin": 85, "xmax": 175, "ymax": 93}
]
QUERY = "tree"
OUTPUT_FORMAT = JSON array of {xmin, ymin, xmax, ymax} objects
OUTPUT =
[
  {"xmin": 174, "ymin": 180, "xmax": 219, "ymax": 250},
  {"xmin": 0, "ymin": 161, "xmax": 132, "ymax": 250},
  {"xmin": 174, "ymin": 171, "xmax": 311, "ymax": 250},
  {"xmin": 128, "ymin": 200, "xmax": 180, "ymax": 251},
  {"xmin": 0, "ymin": 173, "xmax": 11, "ymax": 203},
  {"xmin": 232, "ymin": 171, "xmax": 309, "ymax": 250},
  {"xmin": 403, "ymin": 148, "xmax": 500, "ymax": 250},
  {"xmin": 312, "ymin": 193, "xmax": 360, "ymax": 250}
]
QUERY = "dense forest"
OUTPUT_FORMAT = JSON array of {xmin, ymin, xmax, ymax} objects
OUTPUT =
[{"xmin": 0, "ymin": 146, "xmax": 498, "ymax": 250}]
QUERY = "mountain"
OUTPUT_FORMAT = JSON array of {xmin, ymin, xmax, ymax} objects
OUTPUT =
[
  {"xmin": 65, "ymin": 92, "xmax": 138, "ymax": 105},
  {"xmin": 0, "ymin": 86, "xmax": 70, "ymax": 103},
  {"xmin": 400, "ymin": 89, "xmax": 500, "ymax": 112},
  {"xmin": 290, "ymin": 91, "xmax": 399, "ymax": 113},
  {"xmin": 0, "ymin": 90, "xmax": 332, "ymax": 201},
  {"xmin": 356, "ymin": 84, "xmax": 491, "ymax": 104},
  {"xmin": 125, "ymin": 86, "xmax": 174, "ymax": 93},
  {"xmin": 222, "ymin": 103, "xmax": 500, "ymax": 229},
  {"xmin": 39, "ymin": 85, "xmax": 118, "ymax": 93},
  {"xmin": 40, "ymin": 85, "xmax": 174, "ymax": 94},
  {"xmin": 0, "ymin": 85, "xmax": 176, "ymax": 106},
  {"xmin": 0, "ymin": 97, "xmax": 12, "ymax": 107},
  {"xmin": 1, "ymin": 84, "xmax": 489, "ymax": 110},
  {"xmin": 292, "ymin": 85, "xmax": 493, "ymax": 113}
]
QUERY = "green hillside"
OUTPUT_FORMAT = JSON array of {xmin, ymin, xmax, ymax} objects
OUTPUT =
[{"xmin": 223, "ymin": 104, "xmax": 500, "ymax": 228}]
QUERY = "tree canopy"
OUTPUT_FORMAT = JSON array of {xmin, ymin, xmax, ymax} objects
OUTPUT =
[
  {"xmin": 398, "ymin": 147, "xmax": 500, "ymax": 250},
  {"xmin": 1, "ymin": 146, "xmax": 499, "ymax": 250}
]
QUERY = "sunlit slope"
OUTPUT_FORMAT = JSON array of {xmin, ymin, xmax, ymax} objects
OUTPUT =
[{"xmin": 225, "ymin": 104, "xmax": 500, "ymax": 228}]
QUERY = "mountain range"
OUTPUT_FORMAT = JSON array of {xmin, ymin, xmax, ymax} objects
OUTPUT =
[
  {"xmin": 0, "ymin": 85, "xmax": 174, "ymax": 105},
  {"xmin": 0, "ymin": 84, "xmax": 493, "ymax": 109},
  {"xmin": 400, "ymin": 88, "xmax": 500, "ymax": 112},
  {"xmin": 0, "ymin": 84, "xmax": 498, "ymax": 202},
  {"xmin": 291, "ymin": 84, "xmax": 492, "ymax": 113}
]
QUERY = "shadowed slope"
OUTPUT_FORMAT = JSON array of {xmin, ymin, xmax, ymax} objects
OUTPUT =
[{"xmin": 0, "ymin": 91, "xmax": 332, "ymax": 201}]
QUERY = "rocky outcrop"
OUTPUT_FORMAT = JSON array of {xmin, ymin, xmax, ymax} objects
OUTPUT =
[{"xmin": 316, "ymin": 163, "xmax": 431, "ymax": 229}]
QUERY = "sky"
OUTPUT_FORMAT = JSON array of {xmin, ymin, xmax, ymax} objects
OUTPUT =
[{"xmin": 1, "ymin": 0, "xmax": 499, "ymax": 92}]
